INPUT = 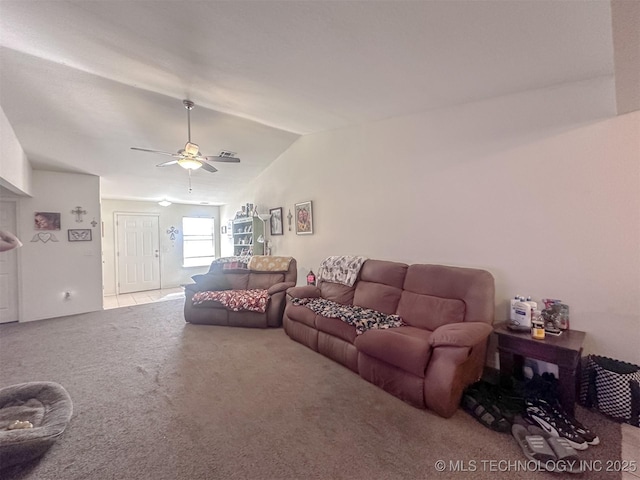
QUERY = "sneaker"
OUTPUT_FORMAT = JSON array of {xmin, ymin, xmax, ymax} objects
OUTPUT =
[
  {"xmin": 567, "ymin": 415, "xmax": 600, "ymax": 446},
  {"xmin": 525, "ymin": 398, "xmax": 588, "ymax": 450},
  {"xmin": 532, "ymin": 391, "xmax": 600, "ymax": 446},
  {"xmin": 462, "ymin": 382, "xmax": 511, "ymax": 433},
  {"xmin": 547, "ymin": 401, "xmax": 600, "ymax": 446}
]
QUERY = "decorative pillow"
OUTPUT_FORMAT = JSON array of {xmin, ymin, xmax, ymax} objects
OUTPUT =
[{"xmin": 191, "ymin": 274, "xmax": 232, "ymax": 291}]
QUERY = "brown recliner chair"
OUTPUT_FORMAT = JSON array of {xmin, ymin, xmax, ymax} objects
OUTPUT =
[{"xmin": 184, "ymin": 256, "xmax": 297, "ymax": 328}]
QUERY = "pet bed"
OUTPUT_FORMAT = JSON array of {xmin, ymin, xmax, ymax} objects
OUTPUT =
[{"xmin": 0, "ymin": 382, "xmax": 73, "ymax": 470}]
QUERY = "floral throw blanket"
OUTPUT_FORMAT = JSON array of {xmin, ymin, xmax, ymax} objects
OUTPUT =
[
  {"xmin": 192, "ymin": 289, "xmax": 270, "ymax": 313},
  {"xmin": 291, "ymin": 297, "xmax": 404, "ymax": 335},
  {"xmin": 317, "ymin": 255, "xmax": 367, "ymax": 287}
]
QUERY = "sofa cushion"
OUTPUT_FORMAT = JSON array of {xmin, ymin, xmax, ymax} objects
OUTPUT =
[
  {"xmin": 224, "ymin": 273, "xmax": 250, "ymax": 290},
  {"xmin": 191, "ymin": 274, "xmax": 232, "ymax": 291},
  {"xmin": 315, "ymin": 315, "xmax": 357, "ymax": 344},
  {"xmin": 248, "ymin": 273, "xmax": 285, "ymax": 290},
  {"xmin": 397, "ymin": 291, "xmax": 466, "ymax": 330},
  {"xmin": 403, "ymin": 264, "xmax": 494, "ymax": 324},
  {"xmin": 354, "ymin": 327, "xmax": 433, "ymax": 378},
  {"xmin": 353, "ymin": 260, "xmax": 407, "ymax": 313},
  {"xmin": 353, "ymin": 282, "xmax": 403, "ymax": 315},
  {"xmin": 359, "ymin": 260, "xmax": 408, "ymax": 288},
  {"xmin": 319, "ymin": 281, "xmax": 355, "ymax": 305}
]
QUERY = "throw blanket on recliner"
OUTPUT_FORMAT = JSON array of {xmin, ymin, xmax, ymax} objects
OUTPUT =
[
  {"xmin": 248, "ymin": 256, "xmax": 292, "ymax": 272},
  {"xmin": 291, "ymin": 297, "xmax": 404, "ymax": 335},
  {"xmin": 192, "ymin": 289, "xmax": 270, "ymax": 313},
  {"xmin": 317, "ymin": 255, "xmax": 367, "ymax": 287}
]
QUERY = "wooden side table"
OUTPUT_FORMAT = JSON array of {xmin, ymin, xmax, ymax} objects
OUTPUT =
[{"xmin": 494, "ymin": 322, "xmax": 586, "ymax": 415}]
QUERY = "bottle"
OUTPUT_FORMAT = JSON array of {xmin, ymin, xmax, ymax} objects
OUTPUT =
[
  {"xmin": 510, "ymin": 295, "xmax": 521, "ymax": 322},
  {"xmin": 513, "ymin": 299, "xmax": 532, "ymax": 328},
  {"xmin": 525, "ymin": 296, "xmax": 538, "ymax": 313},
  {"xmin": 306, "ymin": 270, "xmax": 316, "ymax": 286},
  {"xmin": 531, "ymin": 311, "xmax": 545, "ymax": 340}
]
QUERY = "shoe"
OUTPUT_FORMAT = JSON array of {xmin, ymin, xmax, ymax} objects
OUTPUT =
[
  {"xmin": 548, "ymin": 401, "xmax": 600, "ymax": 446},
  {"xmin": 528, "ymin": 373, "xmax": 600, "ymax": 446},
  {"xmin": 525, "ymin": 398, "xmax": 588, "ymax": 450},
  {"xmin": 462, "ymin": 382, "xmax": 512, "ymax": 433},
  {"xmin": 566, "ymin": 415, "xmax": 599, "ymax": 445},
  {"xmin": 526, "ymin": 425, "xmax": 583, "ymax": 474},
  {"xmin": 512, "ymin": 424, "xmax": 556, "ymax": 465}
]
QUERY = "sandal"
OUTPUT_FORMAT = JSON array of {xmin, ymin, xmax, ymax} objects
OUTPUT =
[
  {"xmin": 512, "ymin": 424, "xmax": 584, "ymax": 474},
  {"xmin": 462, "ymin": 386, "xmax": 511, "ymax": 433}
]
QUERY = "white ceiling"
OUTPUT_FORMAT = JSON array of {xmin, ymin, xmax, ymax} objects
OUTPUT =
[{"xmin": 0, "ymin": 1, "xmax": 626, "ymax": 205}]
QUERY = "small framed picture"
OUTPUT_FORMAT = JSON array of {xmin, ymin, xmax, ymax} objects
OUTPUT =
[
  {"xmin": 221, "ymin": 225, "xmax": 227, "ymax": 235},
  {"xmin": 34, "ymin": 212, "xmax": 61, "ymax": 230},
  {"xmin": 294, "ymin": 201, "xmax": 313, "ymax": 235},
  {"xmin": 269, "ymin": 207, "xmax": 283, "ymax": 235},
  {"xmin": 68, "ymin": 229, "xmax": 92, "ymax": 242}
]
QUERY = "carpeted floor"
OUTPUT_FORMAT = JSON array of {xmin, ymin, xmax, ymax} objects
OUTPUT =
[{"xmin": 0, "ymin": 300, "xmax": 623, "ymax": 479}]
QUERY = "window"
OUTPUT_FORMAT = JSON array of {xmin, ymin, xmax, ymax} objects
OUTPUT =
[{"xmin": 182, "ymin": 217, "xmax": 215, "ymax": 267}]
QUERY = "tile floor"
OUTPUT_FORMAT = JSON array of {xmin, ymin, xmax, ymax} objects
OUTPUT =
[{"xmin": 103, "ymin": 287, "xmax": 185, "ymax": 310}]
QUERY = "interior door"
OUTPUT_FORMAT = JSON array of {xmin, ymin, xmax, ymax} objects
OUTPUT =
[
  {"xmin": 0, "ymin": 201, "xmax": 19, "ymax": 323},
  {"xmin": 116, "ymin": 214, "xmax": 160, "ymax": 294}
]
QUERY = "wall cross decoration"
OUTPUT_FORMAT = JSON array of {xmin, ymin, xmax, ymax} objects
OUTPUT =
[
  {"xmin": 71, "ymin": 206, "xmax": 87, "ymax": 222},
  {"xmin": 287, "ymin": 209, "xmax": 293, "ymax": 231},
  {"xmin": 167, "ymin": 226, "xmax": 179, "ymax": 241},
  {"xmin": 90, "ymin": 218, "xmax": 98, "ymax": 228}
]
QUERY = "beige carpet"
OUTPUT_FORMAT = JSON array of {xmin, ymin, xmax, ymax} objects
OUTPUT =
[{"xmin": 0, "ymin": 300, "xmax": 623, "ymax": 479}]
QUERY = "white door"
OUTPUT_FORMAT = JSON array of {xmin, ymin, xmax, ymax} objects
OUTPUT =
[
  {"xmin": 0, "ymin": 201, "xmax": 19, "ymax": 323},
  {"xmin": 116, "ymin": 214, "xmax": 161, "ymax": 294}
]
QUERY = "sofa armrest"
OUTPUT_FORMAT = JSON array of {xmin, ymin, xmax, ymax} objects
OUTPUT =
[
  {"xmin": 429, "ymin": 322, "xmax": 493, "ymax": 348},
  {"xmin": 268, "ymin": 282, "xmax": 296, "ymax": 295},
  {"xmin": 286, "ymin": 285, "xmax": 321, "ymax": 299}
]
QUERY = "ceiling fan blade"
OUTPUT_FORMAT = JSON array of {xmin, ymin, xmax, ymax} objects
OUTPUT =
[
  {"xmin": 131, "ymin": 147, "xmax": 179, "ymax": 157},
  {"xmin": 205, "ymin": 155, "xmax": 241, "ymax": 163},
  {"xmin": 199, "ymin": 162, "xmax": 218, "ymax": 173},
  {"xmin": 156, "ymin": 160, "xmax": 179, "ymax": 167}
]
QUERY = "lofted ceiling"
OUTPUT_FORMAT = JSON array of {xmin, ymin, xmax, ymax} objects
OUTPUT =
[{"xmin": 0, "ymin": 1, "xmax": 627, "ymax": 205}]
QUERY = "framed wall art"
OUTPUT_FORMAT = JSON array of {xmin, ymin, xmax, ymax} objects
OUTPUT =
[
  {"xmin": 269, "ymin": 207, "xmax": 283, "ymax": 235},
  {"xmin": 68, "ymin": 229, "xmax": 92, "ymax": 242},
  {"xmin": 294, "ymin": 201, "xmax": 313, "ymax": 235},
  {"xmin": 34, "ymin": 212, "xmax": 61, "ymax": 230}
]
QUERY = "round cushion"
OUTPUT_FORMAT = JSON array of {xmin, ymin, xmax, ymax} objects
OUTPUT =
[{"xmin": 0, "ymin": 382, "xmax": 73, "ymax": 470}]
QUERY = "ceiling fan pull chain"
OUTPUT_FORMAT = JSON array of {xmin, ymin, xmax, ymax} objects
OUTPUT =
[{"xmin": 188, "ymin": 169, "xmax": 193, "ymax": 193}]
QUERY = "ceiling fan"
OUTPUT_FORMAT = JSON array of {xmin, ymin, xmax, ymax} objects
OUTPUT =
[{"xmin": 130, "ymin": 99, "xmax": 241, "ymax": 175}]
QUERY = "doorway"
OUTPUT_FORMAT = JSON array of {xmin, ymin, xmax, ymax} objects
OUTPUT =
[
  {"xmin": 115, "ymin": 214, "xmax": 161, "ymax": 294},
  {"xmin": 0, "ymin": 200, "xmax": 19, "ymax": 323}
]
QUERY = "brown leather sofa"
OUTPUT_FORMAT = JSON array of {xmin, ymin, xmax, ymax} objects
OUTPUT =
[
  {"xmin": 184, "ymin": 257, "xmax": 297, "ymax": 328},
  {"xmin": 283, "ymin": 259, "xmax": 495, "ymax": 418}
]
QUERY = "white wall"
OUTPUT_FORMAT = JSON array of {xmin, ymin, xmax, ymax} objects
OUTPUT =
[
  {"xmin": 18, "ymin": 171, "xmax": 102, "ymax": 321},
  {"xmin": 0, "ymin": 106, "xmax": 33, "ymax": 196},
  {"xmin": 101, "ymin": 199, "xmax": 221, "ymax": 295},
  {"xmin": 222, "ymin": 79, "xmax": 640, "ymax": 365}
]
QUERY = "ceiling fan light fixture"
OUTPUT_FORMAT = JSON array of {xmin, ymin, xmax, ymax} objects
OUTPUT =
[
  {"xmin": 178, "ymin": 158, "xmax": 202, "ymax": 170},
  {"xmin": 184, "ymin": 142, "xmax": 200, "ymax": 156}
]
